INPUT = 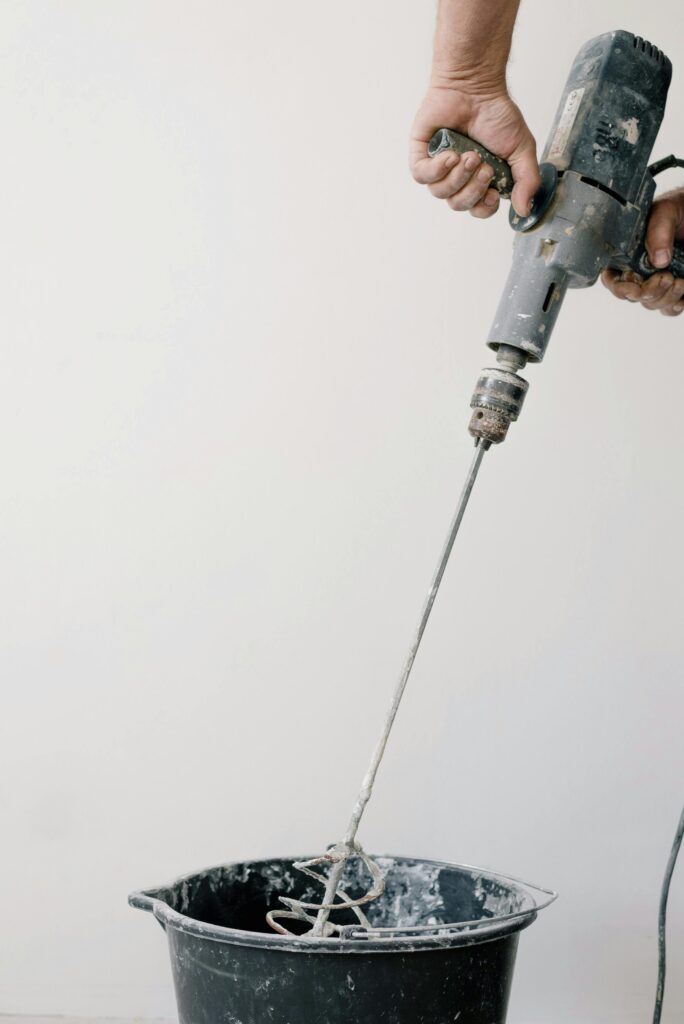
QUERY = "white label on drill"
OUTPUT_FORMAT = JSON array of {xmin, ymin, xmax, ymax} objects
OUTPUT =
[{"xmin": 548, "ymin": 87, "xmax": 585, "ymax": 161}]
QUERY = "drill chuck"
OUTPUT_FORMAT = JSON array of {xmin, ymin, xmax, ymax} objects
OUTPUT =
[{"xmin": 469, "ymin": 368, "xmax": 529, "ymax": 445}]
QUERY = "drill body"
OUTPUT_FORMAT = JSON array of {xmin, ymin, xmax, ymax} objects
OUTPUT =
[{"xmin": 430, "ymin": 31, "xmax": 682, "ymax": 446}]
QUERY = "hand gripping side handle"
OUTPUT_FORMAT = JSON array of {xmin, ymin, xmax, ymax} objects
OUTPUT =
[
  {"xmin": 428, "ymin": 129, "xmax": 514, "ymax": 198},
  {"xmin": 430, "ymin": 129, "xmax": 684, "ymax": 278},
  {"xmin": 428, "ymin": 129, "xmax": 557, "ymax": 231},
  {"xmin": 628, "ymin": 238, "xmax": 684, "ymax": 281}
]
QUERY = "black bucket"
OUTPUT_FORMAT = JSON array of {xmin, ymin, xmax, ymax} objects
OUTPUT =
[{"xmin": 130, "ymin": 855, "xmax": 555, "ymax": 1024}]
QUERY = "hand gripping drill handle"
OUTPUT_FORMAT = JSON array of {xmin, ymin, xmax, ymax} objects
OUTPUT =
[
  {"xmin": 428, "ymin": 127, "xmax": 684, "ymax": 279},
  {"xmin": 429, "ymin": 31, "xmax": 682, "ymax": 447}
]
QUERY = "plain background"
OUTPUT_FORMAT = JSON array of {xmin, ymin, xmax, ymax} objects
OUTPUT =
[{"xmin": 0, "ymin": 1, "xmax": 682, "ymax": 1021}]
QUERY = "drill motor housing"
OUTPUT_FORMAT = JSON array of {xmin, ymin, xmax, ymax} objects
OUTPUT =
[
  {"xmin": 431, "ymin": 30, "xmax": 681, "ymax": 446},
  {"xmin": 487, "ymin": 31, "xmax": 673, "ymax": 368}
]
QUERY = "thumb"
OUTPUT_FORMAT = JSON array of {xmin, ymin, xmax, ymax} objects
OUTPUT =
[
  {"xmin": 508, "ymin": 138, "xmax": 541, "ymax": 218},
  {"xmin": 646, "ymin": 196, "xmax": 682, "ymax": 269}
]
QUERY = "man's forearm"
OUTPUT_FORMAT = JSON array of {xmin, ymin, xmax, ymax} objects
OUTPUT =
[{"xmin": 431, "ymin": 0, "xmax": 522, "ymax": 92}]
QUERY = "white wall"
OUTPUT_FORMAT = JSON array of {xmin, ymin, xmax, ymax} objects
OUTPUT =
[{"xmin": 0, "ymin": 1, "xmax": 682, "ymax": 1021}]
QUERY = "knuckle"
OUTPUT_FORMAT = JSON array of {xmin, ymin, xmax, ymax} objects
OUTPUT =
[
  {"xmin": 464, "ymin": 185, "xmax": 488, "ymax": 209},
  {"xmin": 414, "ymin": 158, "xmax": 443, "ymax": 185},
  {"xmin": 432, "ymin": 175, "xmax": 463, "ymax": 198},
  {"xmin": 469, "ymin": 205, "xmax": 494, "ymax": 220}
]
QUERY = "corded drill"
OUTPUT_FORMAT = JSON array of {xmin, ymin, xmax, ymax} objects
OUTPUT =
[{"xmin": 429, "ymin": 29, "xmax": 684, "ymax": 446}]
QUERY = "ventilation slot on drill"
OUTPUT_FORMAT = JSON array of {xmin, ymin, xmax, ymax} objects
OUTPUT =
[
  {"xmin": 632, "ymin": 35, "xmax": 664, "ymax": 62},
  {"xmin": 579, "ymin": 176, "xmax": 627, "ymax": 207},
  {"xmin": 542, "ymin": 283, "xmax": 556, "ymax": 313}
]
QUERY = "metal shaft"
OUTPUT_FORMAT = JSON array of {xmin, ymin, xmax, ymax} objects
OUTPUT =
[{"xmin": 312, "ymin": 440, "xmax": 489, "ymax": 936}]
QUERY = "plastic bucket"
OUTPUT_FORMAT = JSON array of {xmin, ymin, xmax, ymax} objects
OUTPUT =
[{"xmin": 130, "ymin": 854, "xmax": 555, "ymax": 1024}]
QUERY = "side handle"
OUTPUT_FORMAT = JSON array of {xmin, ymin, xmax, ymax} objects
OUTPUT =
[
  {"xmin": 428, "ymin": 129, "xmax": 558, "ymax": 232},
  {"xmin": 628, "ymin": 242, "xmax": 684, "ymax": 281},
  {"xmin": 428, "ymin": 129, "xmax": 514, "ymax": 198},
  {"xmin": 670, "ymin": 246, "xmax": 684, "ymax": 279}
]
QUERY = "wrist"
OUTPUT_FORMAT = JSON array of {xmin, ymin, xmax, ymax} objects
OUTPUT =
[{"xmin": 429, "ymin": 62, "xmax": 508, "ymax": 99}]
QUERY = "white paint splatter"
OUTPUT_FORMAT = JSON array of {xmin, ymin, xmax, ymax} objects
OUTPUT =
[{"xmin": 619, "ymin": 117, "xmax": 640, "ymax": 145}]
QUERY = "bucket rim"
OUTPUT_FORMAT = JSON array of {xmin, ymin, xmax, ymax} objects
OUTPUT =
[{"xmin": 129, "ymin": 853, "xmax": 557, "ymax": 953}]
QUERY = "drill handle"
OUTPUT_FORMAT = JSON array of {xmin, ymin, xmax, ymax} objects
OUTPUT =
[
  {"xmin": 627, "ymin": 240, "xmax": 684, "ymax": 281},
  {"xmin": 428, "ymin": 129, "xmax": 514, "ymax": 198},
  {"xmin": 669, "ymin": 246, "xmax": 684, "ymax": 279}
]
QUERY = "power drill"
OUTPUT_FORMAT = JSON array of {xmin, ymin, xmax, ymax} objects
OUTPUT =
[
  {"xmin": 266, "ymin": 34, "xmax": 684, "ymax": 983},
  {"xmin": 429, "ymin": 29, "xmax": 684, "ymax": 446}
]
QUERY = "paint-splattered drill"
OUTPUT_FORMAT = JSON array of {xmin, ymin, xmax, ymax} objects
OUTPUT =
[{"xmin": 434, "ymin": 30, "xmax": 683, "ymax": 449}]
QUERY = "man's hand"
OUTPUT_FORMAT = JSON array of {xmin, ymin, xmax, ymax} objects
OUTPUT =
[
  {"xmin": 412, "ymin": 0, "xmax": 537, "ymax": 219},
  {"xmin": 601, "ymin": 190, "xmax": 684, "ymax": 317},
  {"xmin": 410, "ymin": 84, "xmax": 540, "ymax": 220}
]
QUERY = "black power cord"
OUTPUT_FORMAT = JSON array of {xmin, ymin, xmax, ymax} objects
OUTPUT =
[
  {"xmin": 653, "ymin": 803, "xmax": 684, "ymax": 1024},
  {"xmin": 640, "ymin": 150, "xmax": 684, "ymax": 1023},
  {"xmin": 648, "ymin": 155, "xmax": 684, "ymax": 177},
  {"xmin": 647, "ymin": 159, "xmax": 684, "ymax": 1020}
]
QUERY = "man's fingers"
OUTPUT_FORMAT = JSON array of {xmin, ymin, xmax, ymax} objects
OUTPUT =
[
  {"xmin": 508, "ymin": 138, "xmax": 541, "ymax": 218},
  {"xmin": 600, "ymin": 269, "xmax": 642, "ymax": 302},
  {"xmin": 510, "ymin": 170, "xmax": 540, "ymax": 219},
  {"xmin": 640, "ymin": 272, "xmax": 676, "ymax": 309},
  {"xmin": 601, "ymin": 267, "xmax": 684, "ymax": 313},
  {"xmin": 645, "ymin": 197, "xmax": 683, "ymax": 269},
  {"xmin": 447, "ymin": 162, "xmax": 495, "ymax": 212},
  {"xmin": 639, "ymin": 272, "xmax": 684, "ymax": 312},
  {"xmin": 428, "ymin": 150, "xmax": 481, "ymax": 198},
  {"xmin": 410, "ymin": 140, "xmax": 460, "ymax": 186},
  {"xmin": 655, "ymin": 277, "xmax": 684, "ymax": 311},
  {"xmin": 600, "ymin": 269, "xmax": 617, "ymax": 294},
  {"xmin": 470, "ymin": 188, "xmax": 500, "ymax": 219}
]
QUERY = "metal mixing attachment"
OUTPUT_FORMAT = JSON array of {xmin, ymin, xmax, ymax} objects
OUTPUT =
[{"xmin": 267, "ymin": 440, "xmax": 488, "ymax": 937}]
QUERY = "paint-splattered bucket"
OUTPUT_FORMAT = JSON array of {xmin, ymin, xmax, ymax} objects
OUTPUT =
[{"xmin": 129, "ymin": 855, "xmax": 555, "ymax": 1024}]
